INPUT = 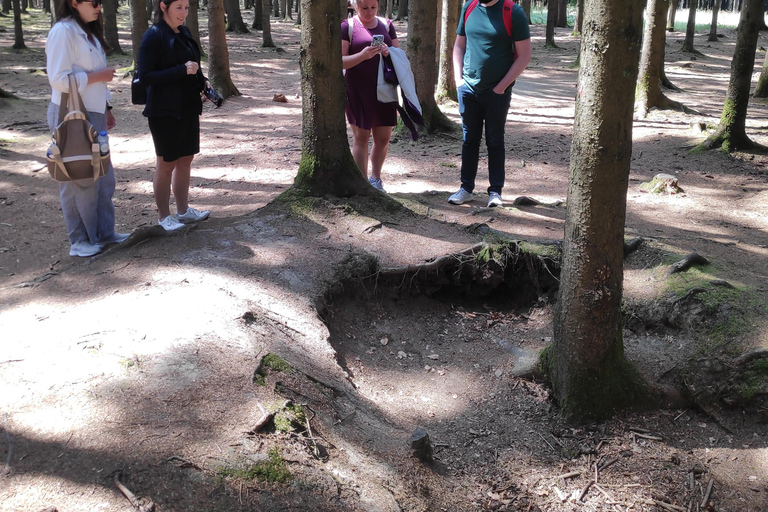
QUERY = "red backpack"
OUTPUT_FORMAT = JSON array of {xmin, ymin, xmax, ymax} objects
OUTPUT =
[{"xmin": 464, "ymin": 0, "xmax": 518, "ymax": 58}]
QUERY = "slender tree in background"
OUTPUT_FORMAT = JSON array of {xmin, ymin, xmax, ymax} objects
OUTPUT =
[
  {"xmin": 666, "ymin": 0, "xmax": 678, "ymax": 31},
  {"xmin": 2, "ymin": 0, "xmax": 10, "ymax": 15},
  {"xmin": 225, "ymin": 0, "xmax": 249, "ymax": 32},
  {"xmin": 556, "ymin": 0, "xmax": 567, "ymax": 28},
  {"xmin": 281, "ymin": 0, "xmax": 292, "ymax": 21},
  {"xmin": 188, "ymin": 0, "xmax": 204, "ymax": 52},
  {"xmin": 754, "ymin": 51, "xmax": 768, "ymax": 98},
  {"xmin": 12, "ymin": 0, "xmax": 25, "ymax": 49},
  {"xmin": 103, "ymin": 0, "xmax": 123, "ymax": 55},
  {"xmin": 708, "ymin": 0, "xmax": 721, "ymax": 42},
  {"xmin": 572, "ymin": 0, "xmax": 583, "ymax": 35},
  {"xmin": 636, "ymin": 0, "xmax": 686, "ymax": 116},
  {"xmin": 208, "ymin": 0, "xmax": 240, "ymax": 98},
  {"xmin": 436, "ymin": 0, "xmax": 459, "ymax": 103},
  {"xmin": 680, "ymin": 0, "xmax": 700, "ymax": 54},
  {"xmin": 545, "ymin": 0, "xmax": 558, "ymax": 48},
  {"xmin": 549, "ymin": 0, "xmax": 646, "ymax": 422},
  {"xmin": 395, "ymin": 0, "xmax": 407, "ymax": 21},
  {"xmin": 252, "ymin": 0, "xmax": 262, "ymax": 29},
  {"xmin": 697, "ymin": 0, "xmax": 767, "ymax": 152},
  {"xmin": 407, "ymin": 0, "xmax": 452, "ymax": 131},
  {"xmin": 521, "ymin": 0, "xmax": 531, "ymax": 24},
  {"xmin": 293, "ymin": 0, "xmax": 371, "ymax": 197},
  {"xmin": 130, "ymin": 0, "xmax": 148, "ymax": 64},
  {"xmin": 261, "ymin": 0, "xmax": 274, "ymax": 46},
  {"xmin": 273, "ymin": 0, "xmax": 278, "ymax": 17}
]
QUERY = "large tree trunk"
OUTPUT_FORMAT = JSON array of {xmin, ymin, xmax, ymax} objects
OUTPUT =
[
  {"xmin": 261, "ymin": 0, "xmax": 274, "ymax": 46},
  {"xmin": 225, "ymin": 0, "xmax": 249, "ymax": 32},
  {"xmin": 545, "ymin": 0, "xmax": 558, "ymax": 48},
  {"xmin": 708, "ymin": 0, "xmax": 721, "ymax": 42},
  {"xmin": 103, "ymin": 0, "xmax": 123, "ymax": 55},
  {"xmin": 436, "ymin": 0, "xmax": 459, "ymax": 103},
  {"xmin": 407, "ymin": 0, "xmax": 452, "ymax": 132},
  {"xmin": 698, "ymin": 0, "xmax": 766, "ymax": 152},
  {"xmin": 636, "ymin": 0, "xmax": 686, "ymax": 116},
  {"xmin": 550, "ymin": 0, "xmax": 646, "ymax": 422},
  {"xmin": 681, "ymin": 0, "xmax": 700, "ymax": 53},
  {"xmin": 294, "ymin": 0, "xmax": 371, "ymax": 197},
  {"xmin": 252, "ymin": 0, "xmax": 262, "ymax": 29},
  {"xmin": 666, "ymin": 0, "xmax": 679, "ymax": 31},
  {"xmin": 521, "ymin": 0, "xmax": 531, "ymax": 24},
  {"xmin": 556, "ymin": 0, "xmax": 568, "ymax": 27},
  {"xmin": 130, "ymin": 0, "xmax": 148, "ymax": 64},
  {"xmin": 12, "ymin": 0, "xmax": 26, "ymax": 49},
  {"xmin": 208, "ymin": 0, "xmax": 241, "ymax": 98}
]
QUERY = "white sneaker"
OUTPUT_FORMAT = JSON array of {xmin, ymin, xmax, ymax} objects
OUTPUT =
[
  {"xmin": 176, "ymin": 207, "xmax": 210, "ymax": 224},
  {"xmin": 69, "ymin": 241, "xmax": 103, "ymax": 257},
  {"xmin": 158, "ymin": 215, "xmax": 185, "ymax": 232},
  {"xmin": 487, "ymin": 192, "xmax": 503, "ymax": 208},
  {"xmin": 448, "ymin": 188, "xmax": 473, "ymax": 204}
]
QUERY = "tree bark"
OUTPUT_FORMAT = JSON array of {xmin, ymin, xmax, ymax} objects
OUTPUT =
[
  {"xmin": 261, "ymin": 0, "xmax": 274, "ymax": 46},
  {"xmin": 103, "ymin": 0, "xmax": 123, "ymax": 54},
  {"xmin": 572, "ymin": 0, "xmax": 583, "ymax": 35},
  {"xmin": 2, "ymin": 0, "xmax": 10, "ymax": 15},
  {"xmin": 293, "ymin": 0, "xmax": 372, "ymax": 197},
  {"xmin": 273, "ymin": 0, "xmax": 279, "ymax": 17},
  {"xmin": 130, "ymin": 0, "xmax": 148, "ymax": 65},
  {"xmin": 666, "ymin": 0, "xmax": 679, "ymax": 31},
  {"xmin": 545, "ymin": 0, "xmax": 558, "ymax": 48},
  {"xmin": 386, "ymin": 0, "xmax": 392, "ymax": 18},
  {"xmin": 395, "ymin": 0, "xmax": 407, "ymax": 20},
  {"xmin": 556, "ymin": 0, "xmax": 568, "ymax": 27},
  {"xmin": 681, "ymin": 0, "xmax": 700, "ymax": 53},
  {"xmin": 636, "ymin": 0, "xmax": 686, "ymax": 116},
  {"xmin": 708, "ymin": 0, "xmax": 721, "ymax": 42},
  {"xmin": 208, "ymin": 0, "xmax": 241, "ymax": 98},
  {"xmin": 754, "ymin": 49, "xmax": 768, "ymax": 98},
  {"xmin": 11, "ymin": 0, "xmax": 25, "ymax": 49},
  {"xmin": 188, "ymin": 0, "xmax": 204, "ymax": 53},
  {"xmin": 550, "ymin": 0, "xmax": 646, "ymax": 422},
  {"xmin": 225, "ymin": 0, "xmax": 250, "ymax": 32},
  {"xmin": 436, "ymin": 0, "xmax": 459, "ymax": 103},
  {"xmin": 698, "ymin": 0, "xmax": 767, "ymax": 152},
  {"xmin": 281, "ymin": 0, "xmax": 292, "ymax": 20},
  {"xmin": 407, "ymin": 0, "xmax": 453, "ymax": 132},
  {"xmin": 252, "ymin": 0, "xmax": 262, "ymax": 29}
]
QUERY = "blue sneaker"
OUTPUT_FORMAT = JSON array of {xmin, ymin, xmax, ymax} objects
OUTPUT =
[
  {"xmin": 448, "ymin": 188, "xmax": 473, "ymax": 204},
  {"xmin": 368, "ymin": 177, "xmax": 385, "ymax": 192}
]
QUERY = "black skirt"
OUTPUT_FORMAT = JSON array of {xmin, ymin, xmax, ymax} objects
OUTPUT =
[{"xmin": 148, "ymin": 112, "xmax": 200, "ymax": 162}]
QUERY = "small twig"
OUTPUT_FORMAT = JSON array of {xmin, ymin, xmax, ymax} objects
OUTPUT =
[
  {"xmin": 0, "ymin": 360, "xmax": 23, "ymax": 366},
  {"xmin": 674, "ymin": 410, "xmax": 688, "ymax": 421},
  {"xmin": 555, "ymin": 470, "xmax": 581, "ymax": 480},
  {"xmin": 114, "ymin": 471, "xmax": 156, "ymax": 512},
  {"xmin": 700, "ymin": 478, "xmax": 714, "ymax": 509},
  {"xmin": 593, "ymin": 484, "xmax": 617, "ymax": 503},
  {"xmin": 598, "ymin": 456, "xmax": 619, "ymax": 471},
  {"xmin": 633, "ymin": 432, "xmax": 663, "ymax": 441},
  {"xmin": 654, "ymin": 500, "xmax": 686, "ymax": 512},
  {"xmin": 537, "ymin": 432, "xmax": 556, "ymax": 452},
  {"xmin": 628, "ymin": 427, "xmax": 650, "ymax": 434},
  {"xmin": 578, "ymin": 481, "xmax": 593, "ymax": 501}
]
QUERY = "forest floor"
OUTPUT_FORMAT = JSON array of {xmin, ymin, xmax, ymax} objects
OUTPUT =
[{"xmin": 1, "ymin": 8, "xmax": 768, "ymax": 512}]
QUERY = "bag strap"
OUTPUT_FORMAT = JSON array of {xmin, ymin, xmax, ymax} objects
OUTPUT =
[
  {"xmin": 50, "ymin": 144, "xmax": 72, "ymax": 180},
  {"xmin": 90, "ymin": 141, "xmax": 101, "ymax": 183},
  {"xmin": 59, "ymin": 74, "xmax": 92, "ymax": 123},
  {"xmin": 349, "ymin": 15, "xmax": 391, "ymax": 45},
  {"xmin": 464, "ymin": 0, "xmax": 517, "ymax": 59}
]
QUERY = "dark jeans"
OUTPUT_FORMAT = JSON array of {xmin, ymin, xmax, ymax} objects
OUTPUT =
[{"xmin": 457, "ymin": 84, "xmax": 512, "ymax": 195}]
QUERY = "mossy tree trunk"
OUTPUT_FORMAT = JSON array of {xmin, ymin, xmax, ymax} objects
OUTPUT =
[
  {"xmin": 293, "ymin": 0, "xmax": 372, "ymax": 197},
  {"xmin": 130, "ymin": 0, "xmax": 148, "ymax": 64},
  {"xmin": 545, "ymin": 0, "xmax": 558, "ymax": 48},
  {"xmin": 225, "ymin": 0, "xmax": 250, "ymax": 33},
  {"xmin": 636, "ymin": 0, "xmax": 686, "ymax": 116},
  {"xmin": 551, "ymin": 0, "xmax": 646, "ymax": 423},
  {"xmin": 11, "ymin": 0, "xmax": 25, "ymax": 49},
  {"xmin": 436, "ymin": 0, "xmax": 459, "ymax": 103},
  {"xmin": 707, "ymin": 0, "xmax": 721, "ymax": 42},
  {"xmin": 666, "ymin": 0, "xmax": 678, "ymax": 31},
  {"xmin": 680, "ymin": 0, "xmax": 700, "ymax": 54},
  {"xmin": 696, "ymin": 0, "xmax": 767, "ymax": 152},
  {"xmin": 261, "ymin": 0, "xmax": 274, "ymax": 46},
  {"xmin": 208, "ymin": 0, "xmax": 241, "ymax": 98},
  {"xmin": 103, "ymin": 0, "xmax": 123, "ymax": 54},
  {"xmin": 407, "ymin": 0, "xmax": 453, "ymax": 132}
]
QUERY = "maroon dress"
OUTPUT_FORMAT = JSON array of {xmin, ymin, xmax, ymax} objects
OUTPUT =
[{"xmin": 342, "ymin": 17, "xmax": 398, "ymax": 130}]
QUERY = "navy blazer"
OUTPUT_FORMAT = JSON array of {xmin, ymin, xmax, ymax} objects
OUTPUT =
[{"xmin": 138, "ymin": 20, "xmax": 205, "ymax": 118}]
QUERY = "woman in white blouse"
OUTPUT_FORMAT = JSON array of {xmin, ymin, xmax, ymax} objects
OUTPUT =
[{"xmin": 46, "ymin": 0, "xmax": 129, "ymax": 257}]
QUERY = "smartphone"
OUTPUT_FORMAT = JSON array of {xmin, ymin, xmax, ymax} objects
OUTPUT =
[{"xmin": 371, "ymin": 35, "xmax": 384, "ymax": 47}]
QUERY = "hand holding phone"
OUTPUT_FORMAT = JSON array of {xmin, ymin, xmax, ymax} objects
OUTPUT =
[{"xmin": 371, "ymin": 35, "xmax": 384, "ymax": 47}]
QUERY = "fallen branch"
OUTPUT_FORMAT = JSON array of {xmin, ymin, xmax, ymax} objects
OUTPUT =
[
  {"xmin": 666, "ymin": 253, "xmax": 709, "ymax": 276},
  {"xmin": 633, "ymin": 432, "xmax": 663, "ymax": 442},
  {"xmin": 555, "ymin": 470, "xmax": 581, "ymax": 480},
  {"xmin": 113, "ymin": 471, "xmax": 155, "ymax": 512},
  {"xmin": 578, "ymin": 481, "xmax": 593, "ymax": 502},
  {"xmin": 701, "ymin": 478, "xmax": 714, "ymax": 509},
  {"xmin": 653, "ymin": 500, "xmax": 686, "ymax": 512},
  {"xmin": 248, "ymin": 399, "xmax": 292, "ymax": 434},
  {"xmin": 733, "ymin": 348, "xmax": 768, "ymax": 367}
]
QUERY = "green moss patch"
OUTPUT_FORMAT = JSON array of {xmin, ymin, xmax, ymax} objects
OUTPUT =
[
  {"xmin": 253, "ymin": 353, "xmax": 292, "ymax": 386},
  {"xmin": 217, "ymin": 448, "xmax": 291, "ymax": 484}
]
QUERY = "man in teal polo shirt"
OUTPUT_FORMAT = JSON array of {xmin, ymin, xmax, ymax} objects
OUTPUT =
[{"xmin": 449, "ymin": 0, "xmax": 532, "ymax": 208}]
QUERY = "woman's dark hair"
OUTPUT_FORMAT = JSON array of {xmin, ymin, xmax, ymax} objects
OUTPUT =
[
  {"xmin": 55, "ymin": 0, "xmax": 109, "ymax": 51},
  {"xmin": 153, "ymin": 0, "xmax": 179, "ymax": 25}
]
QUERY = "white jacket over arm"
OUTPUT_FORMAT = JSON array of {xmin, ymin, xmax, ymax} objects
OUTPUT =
[{"xmin": 46, "ymin": 18, "xmax": 110, "ymax": 114}]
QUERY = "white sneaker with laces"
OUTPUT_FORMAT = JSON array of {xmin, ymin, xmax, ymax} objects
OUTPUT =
[
  {"xmin": 487, "ymin": 192, "xmax": 503, "ymax": 208},
  {"xmin": 158, "ymin": 215, "xmax": 185, "ymax": 232},
  {"xmin": 176, "ymin": 207, "xmax": 210, "ymax": 224},
  {"xmin": 69, "ymin": 241, "xmax": 103, "ymax": 257},
  {"xmin": 448, "ymin": 188, "xmax": 474, "ymax": 204}
]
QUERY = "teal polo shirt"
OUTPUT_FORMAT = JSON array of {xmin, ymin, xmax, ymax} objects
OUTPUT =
[{"xmin": 457, "ymin": 1, "xmax": 531, "ymax": 93}]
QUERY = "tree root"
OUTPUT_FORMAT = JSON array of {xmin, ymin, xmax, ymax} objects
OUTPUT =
[{"xmin": 666, "ymin": 252, "xmax": 709, "ymax": 276}]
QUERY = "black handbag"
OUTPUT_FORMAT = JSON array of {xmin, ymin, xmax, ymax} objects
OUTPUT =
[{"xmin": 131, "ymin": 70, "xmax": 147, "ymax": 105}]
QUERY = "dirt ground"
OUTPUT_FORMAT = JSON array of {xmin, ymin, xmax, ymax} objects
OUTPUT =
[{"xmin": 1, "ymin": 8, "xmax": 767, "ymax": 512}]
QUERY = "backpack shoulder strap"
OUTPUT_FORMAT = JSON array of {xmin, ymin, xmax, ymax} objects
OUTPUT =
[
  {"xmin": 503, "ymin": 0, "xmax": 514, "ymax": 37},
  {"xmin": 464, "ymin": 0, "xmax": 480, "ymax": 25},
  {"xmin": 348, "ymin": 15, "xmax": 355, "ymax": 44}
]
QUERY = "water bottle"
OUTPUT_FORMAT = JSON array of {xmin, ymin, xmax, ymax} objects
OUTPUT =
[{"xmin": 98, "ymin": 131, "xmax": 109, "ymax": 156}]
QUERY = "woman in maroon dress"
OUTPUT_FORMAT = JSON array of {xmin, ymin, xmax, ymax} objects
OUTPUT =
[{"xmin": 341, "ymin": 0, "xmax": 399, "ymax": 192}]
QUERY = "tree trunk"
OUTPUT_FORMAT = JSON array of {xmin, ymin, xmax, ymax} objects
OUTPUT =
[
  {"xmin": 556, "ymin": 0, "xmax": 567, "ymax": 27},
  {"xmin": 294, "ymin": 0, "xmax": 371, "ymax": 197},
  {"xmin": 273, "ymin": 0, "xmax": 279, "ymax": 17},
  {"xmin": 131, "ymin": 0, "xmax": 148, "ymax": 65},
  {"xmin": 103, "ymin": 0, "xmax": 123, "ymax": 54},
  {"xmin": 386, "ymin": 0, "xmax": 392, "ymax": 18},
  {"xmin": 225, "ymin": 0, "xmax": 249, "ymax": 32},
  {"xmin": 407, "ymin": 0, "xmax": 452, "ymax": 132},
  {"xmin": 208, "ymin": 0, "xmax": 241, "ymax": 98},
  {"xmin": 378, "ymin": 0, "xmax": 385, "ymax": 16},
  {"xmin": 281, "ymin": 0, "xmax": 291, "ymax": 20},
  {"xmin": 296, "ymin": 0, "xmax": 300, "ymax": 24},
  {"xmin": 188, "ymin": 0, "xmax": 204, "ymax": 53},
  {"xmin": 545, "ymin": 0, "xmax": 558, "ymax": 48},
  {"xmin": 395, "ymin": 0, "xmax": 407, "ymax": 20},
  {"xmin": 636, "ymin": 0, "xmax": 686, "ymax": 116},
  {"xmin": 11, "ymin": 0, "xmax": 25, "ymax": 49},
  {"xmin": 2, "ymin": 0, "xmax": 10, "ymax": 15},
  {"xmin": 43, "ymin": 0, "xmax": 49, "ymax": 14},
  {"xmin": 698, "ymin": 0, "xmax": 766, "ymax": 152},
  {"xmin": 666, "ymin": 0, "xmax": 679, "ymax": 31},
  {"xmin": 708, "ymin": 0, "xmax": 721, "ymax": 42},
  {"xmin": 681, "ymin": 0, "xmax": 699, "ymax": 53},
  {"xmin": 550, "ymin": 0, "xmax": 646, "ymax": 422},
  {"xmin": 261, "ymin": 0, "xmax": 274, "ymax": 46},
  {"xmin": 252, "ymin": 0, "xmax": 262, "ymax": 29},
  {"xmin": 753, "ymin": 48, "xmax": 768, "ymax": 97},
  {"xmin": 521, "ymin": 0, "xmax": 531, "ymax": 24},
  {"xmin": 436, "ymin": 0, "xmax": 459, "ymax": 103}
]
